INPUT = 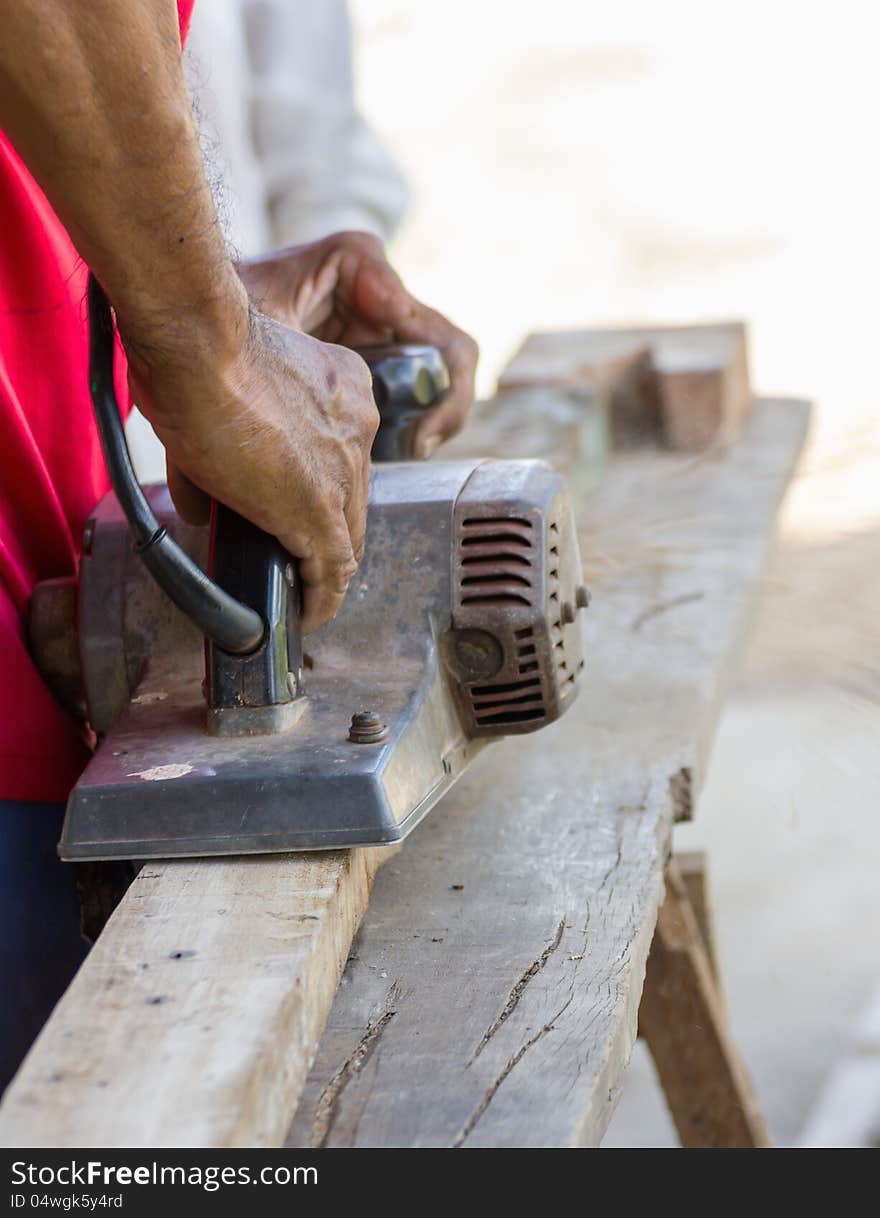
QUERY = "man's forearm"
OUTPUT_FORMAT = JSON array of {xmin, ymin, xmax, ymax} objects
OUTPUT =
[{"xmin": 0, "ymin": 0, "xmax": 246, "ymax": 363}]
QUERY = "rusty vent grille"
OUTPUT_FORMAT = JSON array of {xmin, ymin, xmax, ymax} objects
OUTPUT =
[
  {"xmin": 468, "ymin": 675, "xmax": 545, "ymax": 727},
  {"xmin": 458, "ymin": 516, "xmax": 535, "ymax": 608},
  {"xmin": 465, "ymin": 626, "xmax": 547, "ymax": 727},
  {"xmin": 516, "ymin": 624, "xmax": 538, "ymax": 676}
]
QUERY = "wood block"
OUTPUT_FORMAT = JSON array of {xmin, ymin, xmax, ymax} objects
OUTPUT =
[{"xmin": 500, "ymin": 322, "xmax": 751, "ymax": 452}]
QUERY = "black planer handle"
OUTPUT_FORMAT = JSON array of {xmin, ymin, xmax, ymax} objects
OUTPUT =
[
  {"xmin": 361, "ymin": 344, "xmax": 450, "ymax": 461},
  {"xmin": 87, "ymin": 273, "xmax": 449, "ymax": 729},
  {"xmin": 205, "ymin": 344, "xmax": 448, "ymax": 729}
]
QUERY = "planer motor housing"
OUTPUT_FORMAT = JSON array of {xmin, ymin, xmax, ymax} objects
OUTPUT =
[{"xmin": 51, "ymin": 458, "xmax": 588, "ymax": 859}]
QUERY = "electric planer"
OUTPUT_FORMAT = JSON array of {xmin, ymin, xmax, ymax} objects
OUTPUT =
[{"xmin": 30, "ymin": 278, "xmax": 590, "ymax": 861}]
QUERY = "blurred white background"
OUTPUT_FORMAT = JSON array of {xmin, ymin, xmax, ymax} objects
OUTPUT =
[{"xmin": 348, "ymin": 0, "xmax": 880, "ymax": 1145}]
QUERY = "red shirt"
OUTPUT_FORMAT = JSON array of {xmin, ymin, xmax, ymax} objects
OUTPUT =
[{"xmin": 0, "ymin": 2, "xmax": 195, "ymax": 802}]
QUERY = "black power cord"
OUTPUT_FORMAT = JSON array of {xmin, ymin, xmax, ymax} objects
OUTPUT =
[{"xmin": 87, "ymin": 274, "xmax": 265, "ymax": 655}]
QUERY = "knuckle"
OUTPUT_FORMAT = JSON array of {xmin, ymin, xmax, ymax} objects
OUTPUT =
[
  {"xmin": 336, "ymin": 345, "xmax": 373, "ymax": 391},
  {"xmin": 329, "ymin": 554, "xmax": 359, "ymax": 592}
]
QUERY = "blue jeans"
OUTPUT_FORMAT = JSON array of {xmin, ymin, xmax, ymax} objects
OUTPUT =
[{"xmin": 0, "ymin": 801, "xmax": 89, "ymax": 1093}]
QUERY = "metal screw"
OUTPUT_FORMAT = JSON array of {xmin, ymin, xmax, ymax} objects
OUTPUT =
[
  {"xmin": 348, "ymin": 710, "xmax": 388, "ymax": 744},
  {"xmin": 284, "ymin": 563, "xmax": 296, "ymax": 587},
  {"xmin": 561, "ymin": 600, "xmax": 576, "ymax": 625},
  {"xmin": 286, "ymin": 671, "xmax": 299, "ymax": 697},
  {"xmin": 82, "ymin": 519, "xmax": 96, "ymax": 556},
  {"xmin": 575, "ymin": 585, "xmax": 591, "ymax": 610}
]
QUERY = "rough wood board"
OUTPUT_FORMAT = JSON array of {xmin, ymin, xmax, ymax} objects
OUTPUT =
[
  {"xmin": 639, "ymin": 862, "xmax": 771, "ymax": 1148},
  {"xmin": 0, "ymin": 847, "xmax": 393, "ymax": 1148},
  {"xmin": 286, "ymin": 398, "xmax": 809, "ymax": 1148},
  {"xmin": 500, "ymin": 322, "xmax": 750, "ymax": 451}
]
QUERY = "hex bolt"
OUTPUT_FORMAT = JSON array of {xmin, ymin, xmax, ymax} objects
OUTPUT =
[
  {"xmin": 575, "ymin": 585, "xmax": 591, "ymax": 610},
  {"xmin": 561, "ymin": 600, "xmax": 576, "ymax": 625},
  {"xmin": 348, "ymin": 710, "xmax": 389, "ymax": 744}
]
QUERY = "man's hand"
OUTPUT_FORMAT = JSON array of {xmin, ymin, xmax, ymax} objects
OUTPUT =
[
  {"xmin": 238, "ymin": 232, "xmax": 479, "ymax": 457},
  {"xmin": 0, "ymin": 1, "xmax": 383, "ymax": 634},
  {"xmin": 126, "ymin": 301, "xmax": 378, "ymax": 635},
  {"xmin": 0, "ymin": 6, "xmax": 473, "ymax": 632}
]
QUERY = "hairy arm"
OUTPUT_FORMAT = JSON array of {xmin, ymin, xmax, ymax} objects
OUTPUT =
[
  {"xmin": 0, "ymin": 0, "xmax": 378, "ymax": 631},
  {"xmin": 0, "ymin": 0, "xmax": 246, "ymax": 358}
]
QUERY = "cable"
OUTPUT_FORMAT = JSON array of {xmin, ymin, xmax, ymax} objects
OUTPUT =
[{"xmin": 87, "ymin": 274, "xmax": 265, "ymax": 655}]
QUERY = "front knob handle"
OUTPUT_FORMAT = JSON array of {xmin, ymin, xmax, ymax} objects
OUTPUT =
[{"xmin": 359, "ymin": 344, "xmax": 450, "ymax": 461}]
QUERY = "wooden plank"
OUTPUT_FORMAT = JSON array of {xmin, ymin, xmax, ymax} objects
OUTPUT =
[
  {"xmin": 0, "ymin": 382, "xmax": 806, "ymax": 1150},
  {"xmin": 286, "ymin": 397, "xmax": 809, "ymax": 1148},
  {"xmin": 0, "ymin": 847, "xmax": 393, "ymax": 1147},
  {"xmin": 638, "ymin": 862, "xmax": 771, "ymax": 1148},
  {"xmin": 500, "ymin": 322, "xmax": 750, "ymax": 451}
]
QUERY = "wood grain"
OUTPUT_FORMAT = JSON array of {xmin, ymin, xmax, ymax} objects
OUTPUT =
[
  {"xmin": 286, "ymin": 398, "xmax": 809, "ymax": 1148},
  {"xmin": 0, "ymin": 847, "xmax": 393, "ymax": 1147}
]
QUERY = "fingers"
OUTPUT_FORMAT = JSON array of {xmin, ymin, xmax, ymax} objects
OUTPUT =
[
  {"xmin": 167, "ymin": 462, "xmax": 211, "ymax": 525},
  {"xmin": 392, "ymin": 308, "xmax": 478, "ymax": 456},
  {"xmin": 296, "ymin": 518, "xmax": 360, "ymax": 635},
  {"xmin": 325, "ymin": 237, "xmax": 479, "ymax": 454},
  {"xmin": 342, "ymin": 451, "xmax": 371, "ymax": 566},
  {"xmin": 169, "ymin": 453, "xmax": 359, "ymax": 634},
  {"xmin": 314, "ymin": 237, "xmax": 411, "ymax": 347},
  {"xmin": 284, "ymin": 344, "xmax": 376, "ymax": 634},
  {"xmin": 277, "ymin": 471, "xmax": 369, "ymax": 635}
]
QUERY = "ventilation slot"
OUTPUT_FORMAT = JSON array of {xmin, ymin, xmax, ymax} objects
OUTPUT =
[
  {"xmin": 458, "ymin": 515, "xmax": 536, "ymax": 608},
  {"xmin": 461, "ymin": 572, "xmax": 531, "ymax": 589},
  {"xmin": 463, "ymin": 516, "xmax": 533, "ymax": 530},
  {"xmin": 462, "ymin": 550, "xmax": 530, "ymax": 566},
  {"xmin": 474, "ymin": 707, "xmax": 546, "ymax": 726},
  {"xmin": 461, "ymin": 590, "xmax": 532, "ymax": 607},
  {"xmin": 518, "ymin": 640, "xmax": 537, "ymax": 675},
  {"xmin": 461, "ymin": 533, "xmax": 530, "ymax": 550},
  {"xmin": 468, "ymin": 676, "xmax": 546, "ymax": 728}
]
